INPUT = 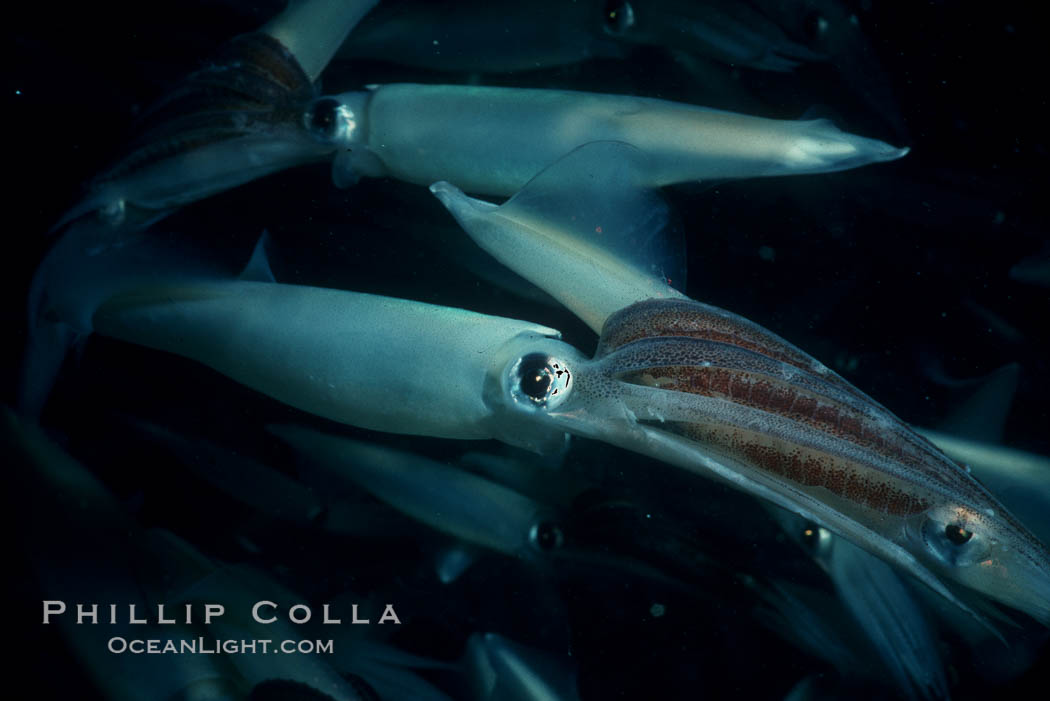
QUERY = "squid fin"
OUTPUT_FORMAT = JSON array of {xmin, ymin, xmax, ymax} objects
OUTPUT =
[
  {"xmin": 431, "ymin": 141, "xmax": 687, "ymax": 334},
  {"xmin": 239, "ymin": 231, "xmax": 276, "ymax": 283}
]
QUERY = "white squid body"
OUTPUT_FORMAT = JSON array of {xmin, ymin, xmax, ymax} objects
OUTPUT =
[
  {"xmin": 329, "ymin": 83, "xmax": 908, "ymax": 196},
  {"xmin": 262, "ymin": 0, "xmax": 380, "ymax": 82},
  {"xmin": 270, "ymin": 426, "xmax": 557, "ymax": 559},
  {"xmin": 92, "ymin": 277, "xmax": 579, "ymax": 453}
]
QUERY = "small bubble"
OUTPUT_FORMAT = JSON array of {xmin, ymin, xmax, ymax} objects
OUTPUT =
[{"xmin": 650, "ymin": 603, "xmax": 666, "ymax": 618}]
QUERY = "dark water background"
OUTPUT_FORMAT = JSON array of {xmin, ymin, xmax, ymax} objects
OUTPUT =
[{"xmin": 5, "ymin": 1, "xmax": 1049, "ymax": 698}]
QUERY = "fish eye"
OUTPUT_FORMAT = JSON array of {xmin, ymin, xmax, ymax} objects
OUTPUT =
[
  {"xmin": 304, "ymin": 97, "xmax": 357, "ymax": 145},
  {"xmin": 508, "ymin": 353, "xmax": 573, "ymax": 410},
  {"xmin": 603, "ymin": 1, "xmax": 635, "ymax": 36},
  {"xmin": 530, "ymin": 521, "xmax": 565, "ymax": 551},
  {"xmin": 945, "ymin": 524, "xmax": 974, "ymax": 545}
]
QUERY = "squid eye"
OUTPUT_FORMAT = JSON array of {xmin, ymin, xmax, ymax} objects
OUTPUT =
[
  {"xmin": 530, "ymin": 521, "xmax": 565, "ymax": 551},
  {"xmin": 798, "ymin": 521, "xmax": 832, "ymax": 557},
  {"xmin": 509, "ymin": 353, "xmax": 573, "ymax": 409},
  {"xmin": 801, "ymin": 523, "xmax": 820, "ymax": 547},
  {"xmin": 603, "ymin": 1, "xmax": 635, "ymax": 36},
  {"xmin": 521, "ymin": 367, "xmax": 552, "ymax": 400},
  {"xmin": 945, "ymin": 524, "xmax": 974, "ymax": 545},
  {"xmin": 920, "ymin": 514, "xmax": 987, "ymax": 567},
  {"xmin": 304, "ymin": 97, "xmax": 357, "ymax": 145}
]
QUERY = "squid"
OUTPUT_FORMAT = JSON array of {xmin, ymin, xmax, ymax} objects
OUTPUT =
[
  {"xmin": 340, "ymin": 0, "xmax": 823, "ymax": 73},
  {"xmin": 65, "ymin": 141, "xmax": 1049, "ymax": 630},
  {"xmin": 424, "ymin": 143, "xmax": 1050, "ymax": 627},
  {"xmin": 24, "ymin": 0, "xmax": 906, "ymax": 418},
  {"xmin": 43, "ymin": 0, "xmax": 906, "ymax": 233},
  {"xmin": 5, "ymin": 407, "xmax": 455, "ymax": 701},
  {"xmin": 919, "ymin": 428, "xmax": 1050, "ymax": 548},
  {"xmin": 335, "ymin": 0, "xmax": 906, "ymax": 138},
  {"xmin": 269, "ymin": 425, "xmax": 563, "ymax": 560},
  {"xmin": 323, "ymin": 83, "xmax": 908, "ymax": 196},
  {"xmin": 23, "ymin": 0, "xmax": 1047, "ymax": 678},
  {"xmin": 769, "ymin": 508, "xmax": 949, "ymax": 700},
  {"xmin": 51, "ymin": 0, "xmax": 379, "ymax": 233},
  {"xmin": 460, "ymin": 633, "xmax": 581, "ymax": 701},
  {"xmin": 51, "ymin": 60, "xmax": 908, "ymax": 230},
  {"xmin": 5, "ymin": 409, "xmax": 250, "ymax": 700},
  {"xmin": 22, "ymin": 1, "xmax": 1047, "ymax": 698}
]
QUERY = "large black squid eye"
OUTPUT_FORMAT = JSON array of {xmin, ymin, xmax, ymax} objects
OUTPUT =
[
  {"xmin": 308, "ymin": 97, "xmax": 340, "ymax": 133},
  {"xmin": 603, "ymin": 1, "xmax": 635, "ymax": 36},
  {"xmin": 530, "ymin": 521, "xmax": 565, "ymax": 551},
  {"xmin": 520, "ymin": 364, "xmax": 553, "ymax": 401},
  {"xmin": 304, "ymin": 97, "xmax": 356, "ymax": 145},
  {"xmin": 800, "ymin": 522, "xmax": 821, "ymax": 548},
  {"xmin": 920, "ymin": 513, "xmax": 987, "ymax": 567},
  {"xmin": 945, "ymin": 524, "xmax": 974, "ymax": 545},
  {"xmin": 509, "ymin": 353, "xmax": 573, "ymax": 409},
  {"xmin": 797, "ymin": 520, "xmax": 832, "ymax": 558}
]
